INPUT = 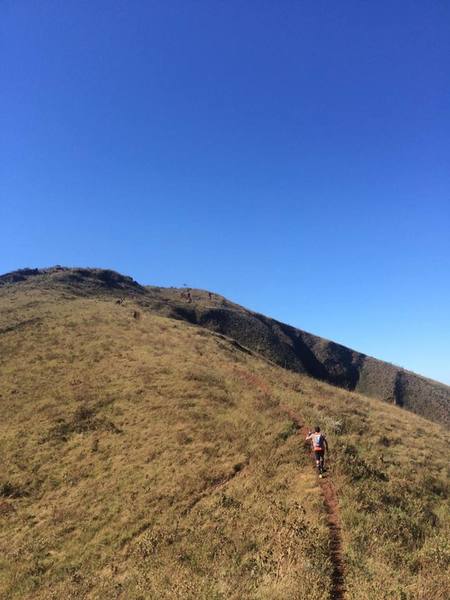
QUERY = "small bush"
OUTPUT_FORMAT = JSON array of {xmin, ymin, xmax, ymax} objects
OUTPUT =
[
  {"xmin": 0, "ymin": 481, "xmax": 28, "ymax": 498},
  {"xmin": 276, "ymin": 420, "xmax": 299, "ymax": 443},
  {"xmin": 337, "ymin": 443, "xmax": 388, "ymax": 482},
  {"xmin": 44, "ymin": 404, "xmax": 121, "ymax": 442}
]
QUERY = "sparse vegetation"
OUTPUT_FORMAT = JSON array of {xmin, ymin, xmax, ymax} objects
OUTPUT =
[{"xmin": 0, "ymin": 270, "xmax": 449, "ymax": 598}]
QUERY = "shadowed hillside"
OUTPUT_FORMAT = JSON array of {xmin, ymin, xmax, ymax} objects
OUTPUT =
[
  {"xmin": 0, "ymin": 267, "xmax": 449, "ymax": 599},
  {"xmin": 155, "ymin": 290, "xmax": 450, "ymax": 428},
  {"xmin": 1, "ymin": 267, "xmax": 448, "ymax": 428}
]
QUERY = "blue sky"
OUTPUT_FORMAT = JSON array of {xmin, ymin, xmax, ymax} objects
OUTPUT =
[{"xmin": 1, "ymin": 1, "xmax": 449, "ymax": 384}]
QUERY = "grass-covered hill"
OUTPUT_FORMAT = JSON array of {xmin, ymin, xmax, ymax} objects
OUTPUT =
[
  {"xmin": 2, "ymin": 266, "xmax": 449, "ymax": 427},
  {"xmin": 0, "ymin": 267, "xmax": 449, "ymax": 599},
  {"xmin": 147, "ymin": 287, "xmax": 450, "ymax": 428}
]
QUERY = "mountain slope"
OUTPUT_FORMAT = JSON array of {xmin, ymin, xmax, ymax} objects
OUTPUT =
[
  {"xmin": 0, "ymin": 268, "xmax": 449, "ymax": 599},
  {"xmin": 148, "ymin": 288, "xmax": 450, "ymax": 428},
  {"xmin": 3, "ymin": 266, "xmax": 448, "ymax": 426}
]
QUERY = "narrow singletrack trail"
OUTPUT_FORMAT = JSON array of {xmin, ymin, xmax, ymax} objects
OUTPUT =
[
  {"xmin": 232, "ymin": 367, "xmax": 346, "ymax": 599},
  {"xmin": 231, "ymin": 367, "xmax": 346, "ymax": 598},
  {"xmin": 281, "ymin": 406, "xmax": 346, "ymax": 600},
  {"xmin": 319, "ymin": 477, "xmax": 345, "ymax": 600}
]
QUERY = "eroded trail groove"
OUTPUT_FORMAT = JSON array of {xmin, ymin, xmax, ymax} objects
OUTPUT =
[
  {"xmin": 320, "ymin": 477, "xmax": 345, "ymax": 600},
  {"xmin": 232, "ymin": 367, "xmax": 346, "ymax": 599},
  {"xmin": 282, "ymin": 406, "xmax": 346, "ymax": 600}
]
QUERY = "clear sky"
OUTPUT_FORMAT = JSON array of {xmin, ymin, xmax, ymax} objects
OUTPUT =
[{"xmin": 1, "ymin": 1, "xmax": 449, "ymax": 384}]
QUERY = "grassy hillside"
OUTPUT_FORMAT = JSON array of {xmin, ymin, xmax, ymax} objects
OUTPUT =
[
  {"xmin": 2, "ymin": 267, "xmax": 449, "ymax": 427},
  {"xmin": 0, "ymin": 273, "xmax": 449, "ymax": 599},
  {"xmin": 145, "ymin": 285, "xmax": 450, "ymax": 428}
]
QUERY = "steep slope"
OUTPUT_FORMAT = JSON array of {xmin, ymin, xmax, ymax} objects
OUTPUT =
[
  {"xmin": 0, "ymin": 270, "xmax": 449, "ymax": 599},
  {"xmin": 151, "ymin": 288, "xmax": 450, "ymax": 427},
  {"xmin": 1, "ymin": 266, "xmax": 448, "ymax": 427}
]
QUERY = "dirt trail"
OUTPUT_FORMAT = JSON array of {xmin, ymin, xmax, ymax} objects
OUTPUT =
[
  {"xmin": 231, "ymin": 368, "xmax": 345, "ymax": 599},
  {"xmin": 281, "ymin": 406, "xmax": 345, "ymax": 600},
  {"xmin": 182, "ymin": 459, "xmax": 250, "ymax": 515},
  {"xmin": 320, "ymin": 477, "xmax": 345, "ymax": 600}
]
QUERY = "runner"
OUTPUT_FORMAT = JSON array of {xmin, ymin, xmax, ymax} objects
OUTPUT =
[{"xmin": 305, "ymin": 426, "xmax": 329, "ymax": 477}]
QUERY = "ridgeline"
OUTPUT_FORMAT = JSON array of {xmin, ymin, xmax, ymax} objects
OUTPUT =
[{"xmin": 2, "ymin": 266, "xmax": 448, "ymax": 427}]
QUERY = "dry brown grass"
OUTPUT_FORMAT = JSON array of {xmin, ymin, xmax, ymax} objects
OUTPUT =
[{"xmin": 0, "ymin": 283, "xmax": 449, "ymax": 599}]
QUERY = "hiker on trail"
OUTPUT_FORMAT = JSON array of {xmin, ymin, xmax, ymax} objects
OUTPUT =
[{"xmin": 306, "ymin": 426, "xmax": 329, "ymax": 476}]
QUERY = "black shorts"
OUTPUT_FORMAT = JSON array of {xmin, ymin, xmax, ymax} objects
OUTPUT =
[{"xmin": 314, "ymin": 451, "xmax": 324, "ymax": 461}]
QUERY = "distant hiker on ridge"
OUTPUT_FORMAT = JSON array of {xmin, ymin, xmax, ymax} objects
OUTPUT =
[{"xmin": 305, "ymin": 426, "xmax": 329, "ymax": 477}]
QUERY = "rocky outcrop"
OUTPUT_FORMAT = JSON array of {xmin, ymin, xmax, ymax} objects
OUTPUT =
[{"xmin": 0, "ymin": 266, "xmax": 145, "ymax": 295}]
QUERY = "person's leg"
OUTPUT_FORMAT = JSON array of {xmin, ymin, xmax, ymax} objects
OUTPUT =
[
  {"xmin": 314, "ymin": 451, "xmax": 321, "ymax": 472},
  {"xmin": 319, "ymin": 453, "xmax": 324, "ymax": 473}
]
